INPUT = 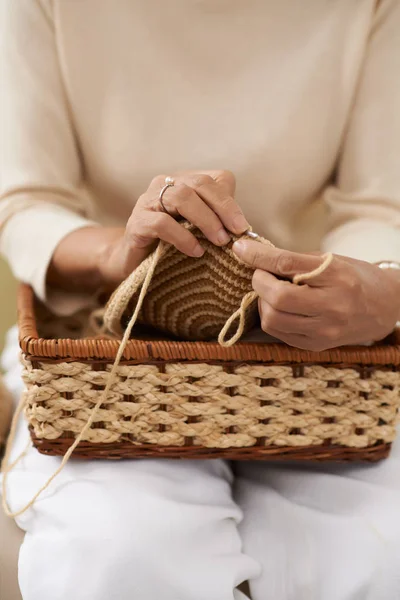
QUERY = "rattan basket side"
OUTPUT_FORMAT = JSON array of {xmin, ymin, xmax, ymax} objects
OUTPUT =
[
  {"xmin": 18, "ymin": 285, "xmax": 400, "ymax": 364},
  {"xmin": 18, "ymin": 285, "xmax": 400, "ymax": 462}
]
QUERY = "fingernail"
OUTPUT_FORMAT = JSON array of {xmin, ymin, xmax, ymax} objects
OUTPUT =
[
  {"xmin": 232, "ymin": 214, "xmax": 250, "ymax": 234},
  {"xmin": 192, "ymin": 244, "xmax": 205, "ymax": 257},
  {"xmin": 216, "ymin": 229, "xmax": 231, "ymax": 245},
  {"xmin": 232, "ymin": 240, "xmax": 246, "ymax": 255}
]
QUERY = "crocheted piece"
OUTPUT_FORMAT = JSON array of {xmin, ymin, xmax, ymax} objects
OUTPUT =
[
  {"xmin": 22, "ymin": 358, "xmax": 400, "ymax": 449},
  {"xmin": 104, "ymin": 224, "xmax": 273, "ymax": 341}
]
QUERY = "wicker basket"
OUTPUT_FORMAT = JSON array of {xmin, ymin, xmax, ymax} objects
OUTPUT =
[{"xmin": 18, "ymin": 285, "xmax": 400, "ymax": 463}]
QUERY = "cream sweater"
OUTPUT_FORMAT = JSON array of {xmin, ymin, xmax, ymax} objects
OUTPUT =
[{"xmin": 1, "ymin": 0, "xmax": 400, "ymax": 313}]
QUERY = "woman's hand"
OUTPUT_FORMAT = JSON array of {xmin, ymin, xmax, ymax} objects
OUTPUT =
[
  {"xmin": 48, "ymin": 170, "xmax": 249, "ymax": 293},
  {"xmin": 233, "ymin": 239, "xmax": 400, "ymax": 351},
  {"xmin": 100, "ymin": 170, "xmax": 249, "ymax": 285}
]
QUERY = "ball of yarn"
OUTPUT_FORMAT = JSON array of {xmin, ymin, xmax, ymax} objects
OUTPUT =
[{"xmin": 104, "ymin": 224, "xmax": 273, "ymax": 341}]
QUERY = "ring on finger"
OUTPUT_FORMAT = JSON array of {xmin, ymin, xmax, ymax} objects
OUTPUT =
[{"xmin": 158, "ymin": 176, "xmax": 175, "ymax": 216}]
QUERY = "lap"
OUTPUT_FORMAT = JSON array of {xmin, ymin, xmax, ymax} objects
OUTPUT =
[
  {"xmin": 1, "ymin": 329, "xmax": 259, "ymax": 600},
  {"xmin": 234, "ymin": 436, "xmax": 400, "ymax": 600},
  {"xmin": 0, "ymin": 326, "xmax": 233, "ymax": 529},
  {"xmin": 3, "ymin": 326, "xmax": 400, "ymax": 599},
  {"xmin": 3, "ymin": 426, "xmax": 256, "ymax": 600}
]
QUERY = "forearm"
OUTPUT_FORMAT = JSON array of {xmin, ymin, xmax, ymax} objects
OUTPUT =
[{"xmin": 47, "ymin": 226, "xmax": 125, "ymax": 293}]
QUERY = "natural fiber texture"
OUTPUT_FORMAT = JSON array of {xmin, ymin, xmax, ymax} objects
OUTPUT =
[
  {"xmin": 104, "ymin": 227, "xmax": 333, "ymax": 347},
  {"xmin": 3, "ymin": 268, "xmax": 400, "ymax": 516},
  {"xmin": 17, "ymin": 285, "xmax": 400, "ymax": 364},
  {"xmin": 218, "ymin": 253, "xmax": 334, "ymax": 346},
  {"xmin": 21, "ymin": 359, "xmax": 400, "ymax": 449},
  {"xmin": 2, "ymin": 248, "xmax": 162, "ymax": 518},
  {"xmin": 104, "ymin": 224, "xmax": 272, "ymax": 341},
  {"xmin": 30, "ymin": 437, "xmax": 393, "ymax": 462}
]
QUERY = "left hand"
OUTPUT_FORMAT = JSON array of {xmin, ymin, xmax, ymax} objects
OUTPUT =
[{"xmin": 233, "ymin": 240, "xmax": 400, "ymax": 351}]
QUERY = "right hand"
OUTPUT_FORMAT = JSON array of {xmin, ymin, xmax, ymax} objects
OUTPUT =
[{"xmin": 99, "ymin": 170, "xmax": 250, "ymax": 286}]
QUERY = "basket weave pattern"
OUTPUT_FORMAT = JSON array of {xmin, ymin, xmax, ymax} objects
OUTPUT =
[
  {"xmin": 24, "ymin": 358, "xmax": 399, "ymax": 450},
  {"xmin": 18, "ymin": 286, "xmax": 400, "ymax": 462}
]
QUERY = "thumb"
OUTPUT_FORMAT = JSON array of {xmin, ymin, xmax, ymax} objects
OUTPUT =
[{"xmin": 233, "ymin": 240, "xmax": 332, "ymax": 286}]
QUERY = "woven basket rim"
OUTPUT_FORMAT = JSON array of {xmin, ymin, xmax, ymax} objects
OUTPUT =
[
  {"xmin": 18, "ymin": 284, "xmax": 400, "ymax": 365},
  {"xmin": 30, "ymin": 433, "xmax": 392, "ymax": 462}
]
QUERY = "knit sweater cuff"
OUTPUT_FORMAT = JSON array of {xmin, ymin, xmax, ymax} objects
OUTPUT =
[{"xmin": 322, "ymin": 219, "xmax": 400, "ymax": 264}]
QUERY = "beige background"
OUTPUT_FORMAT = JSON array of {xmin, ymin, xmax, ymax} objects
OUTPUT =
[{"xmin": 0, "ymin": 259, "xmax": 17, "ymax": 353}]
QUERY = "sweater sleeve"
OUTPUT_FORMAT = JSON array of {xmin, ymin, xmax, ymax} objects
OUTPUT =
[
  {"xmin": 321, "ymin": 0, "xmax": 400, "ymax": 263},
  {"xmin": 0, "ymin": 0, "xmax": 97, "ymax": 314}
]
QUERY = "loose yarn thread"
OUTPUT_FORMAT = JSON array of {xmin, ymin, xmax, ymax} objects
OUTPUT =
[
  {"xmin": 218, "ymin": 251, "xmax": 334, "ymax": 346},
  {"xmin": 1, "ymin": 234, "xmax": 333, "ymax": 518},
  {"xmin": 103, "ymin": 225, "xmax": 269, "ymax": 340},
  {"xmin": 1, "ymin": 243, "xmax": 163, "ymax": 518}
]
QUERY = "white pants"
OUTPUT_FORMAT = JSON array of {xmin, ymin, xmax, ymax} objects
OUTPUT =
[{"xmin": 2, "ymin": 327, "xmax": 400, "ymax": 600}]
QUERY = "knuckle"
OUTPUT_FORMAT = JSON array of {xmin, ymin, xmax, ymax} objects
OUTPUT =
[
  {"xmin": 126, "ymin": 225, "xmax": 151, "ymax": 248},
  {"xmin": 331, "ymin": 301, "xmax": 350, "ymax": 323},
  {"xmin": 151, "ymin": 174, "xmax": 167, "ymax": 187},
  {"xmin": 248, "ymin": 248, "xmax": 264, "ymax": 269},
  {"xmin": 334, "ymin": 270, "xmax": 348, "ymax": 286},
  {"xmin": 174, "ymin": 182, "xmax": 192, "ymax": 200},
  {"xmin": 335, "ymin": 266, "xmax": 359, "ymax": 290},
  {"xmin": 322, "ymin": 325, "xmax": 341, "ymax": 342},
  {"xmin": 211, "ymin": 226, "xmax": 228, "ymax": 240},
  {"xmin": 191, "ymin": 174, "xmax": 213, "ymax": 188},
  {"xmin": 220, "ymin": 169, "xmax": 236, "ymax": 186},
  {"xmin": 335, "ymin": 269, "xmax": 349, "ymax": 287},
  {"xmin": 152, "ymin": 212, "xmax": 169, "ymax": 233},
  {"xmin": 269, "ymin": 283, "xmax": 288, "ymax": 309},
  {"xmin": 135, "ymin": 193, "xmax": 148, "ymax": 208},
  {"xmin": 127, "ymin": 210, "xmax": 146, "ymax": 233},
  {"xmin": 276, "ymin": 254, "xmax": 295, "ymax": 275},
  {"xmin": 346, "ymin": 274, "xmax": 362, "ymax": 294},
  {"xmin": 260, "ymin": 304, "xmax": 275, "ymax": 331},
  {"xmin": 219, "ymin": 196, "xmax": 235, "ymax": 209}
]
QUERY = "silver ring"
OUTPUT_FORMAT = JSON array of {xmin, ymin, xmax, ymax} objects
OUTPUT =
[
  {"xmin": 158, "ymin": 176, "xmax": 175, "ymax": 215},
  {"xmin": 245, "ymin": 230, "xmax": 259, "ymax": 239}
]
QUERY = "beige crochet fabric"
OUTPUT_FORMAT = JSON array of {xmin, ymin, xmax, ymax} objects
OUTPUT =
[{"xmin": 105, "ymin": 224, "xmax": 274, "ymax": 342}]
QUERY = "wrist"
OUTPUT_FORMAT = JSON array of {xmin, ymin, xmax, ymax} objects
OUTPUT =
[
  {"xmin": 94, "ymin": 228, "xmax": 127, "ymax": 288},
  {"xmin": 48, "ymin": 226, "xmax": 125, "ymax": 293}
]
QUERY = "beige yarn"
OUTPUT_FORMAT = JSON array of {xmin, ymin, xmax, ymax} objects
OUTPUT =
[
  {"xmin": 104, "ymin": 224, "xmax": 333, "ymax": 346},
  {"xmin": 2, "ymin": 243, "xmax": 162, "ymax": 518},
  {"xmin": 21, "ymin": 360, "xmax": 400, "ymax": 449},
  {"xmin": 218, "ymin": 252, "xmax": 334, "ymax": 346},
  {"xmin": 1, "ymin": 232, "xmax": 335, "ymax": 518},
  {"xmin": 104, "ymin": 223, "xmax": 273, "ymax": 341}
]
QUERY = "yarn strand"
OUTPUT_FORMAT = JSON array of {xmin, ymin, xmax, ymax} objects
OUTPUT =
[
  {"xmin": 293, "ymin": 252, "xmax": 333, "ymax": 285},
  {"xmin": 219, "ymin": 252, "xmax": 334, "ymax": 347},
  {"xmin": 218, "ymin": 291, "xmax": 258, "ymax": 347},
  {"xmin": 1, "ymin": 235, "xmax": 333, "ymax": 517},
  {"xmin": 1, "ymin": 243, "xmax": 164, "ymax": 518}
]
